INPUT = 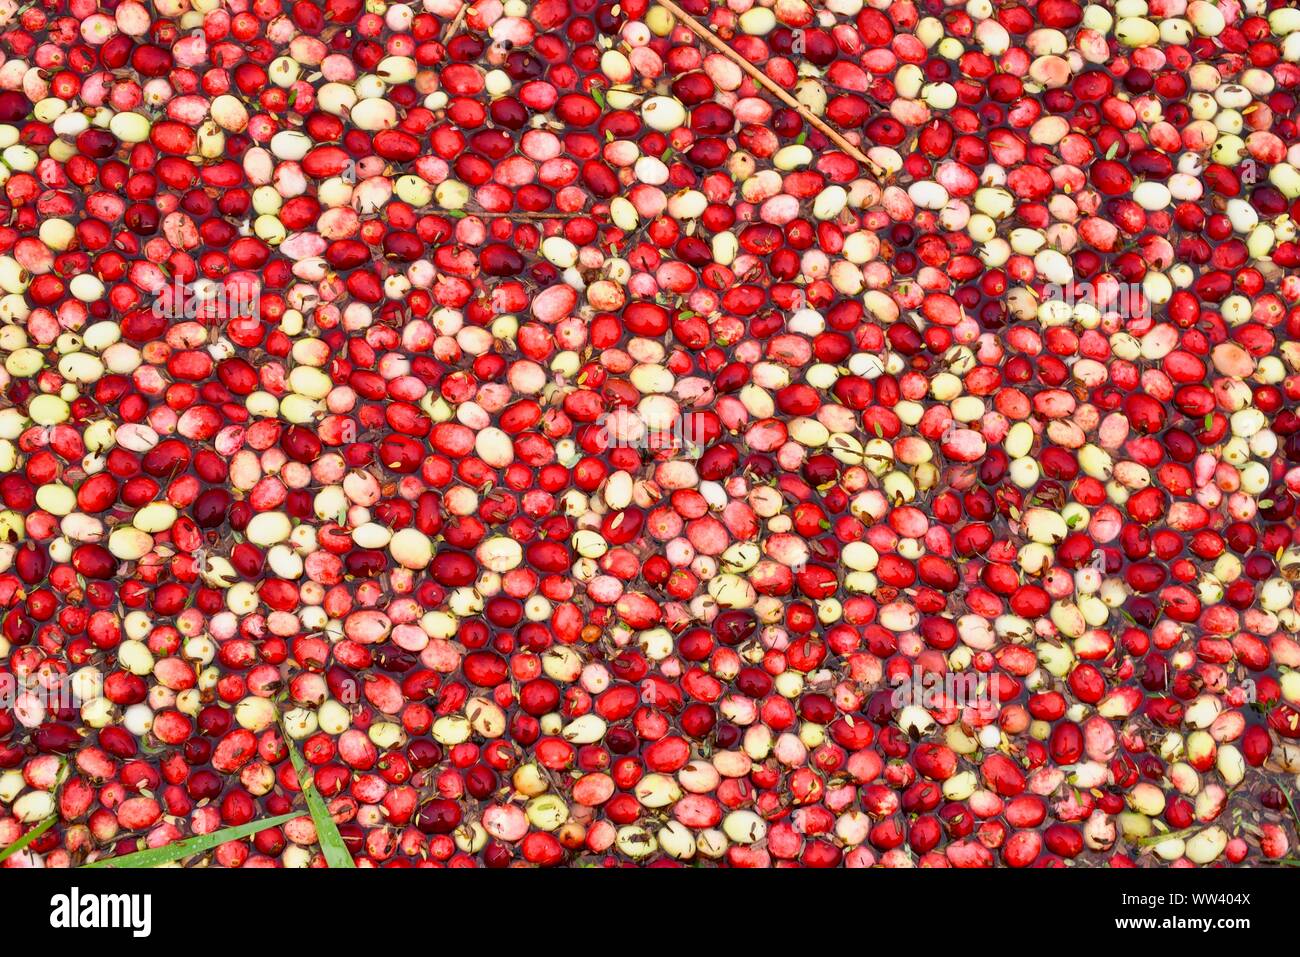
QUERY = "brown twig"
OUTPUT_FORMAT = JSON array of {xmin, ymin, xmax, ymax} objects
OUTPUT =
[
  {"xmin": 442, "ymin": 2, "xmax": 471, "ymax": 44},
  {"xmin": 653, "ymin": 0, "xmax": 884, "ymax": 180}
]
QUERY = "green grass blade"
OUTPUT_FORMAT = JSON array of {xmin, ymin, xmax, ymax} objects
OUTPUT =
[
  {"xmin": 1135, "ymin": 825, "xmax": 1201, "ymax": 847},
  {"xmin": 1280, "ymin": 785, "xmax": 1300, "ymax": 833},
  {"xmin": 281, "ymin": 726, "xmax": 355, "ymax": 868},
  {"xmin": 0, "ymin": 815, "xmax": 56, "ymax": 864},
  {"xmin": 81, "ymin": 812, "xmax": 299, "ymax": 868}
]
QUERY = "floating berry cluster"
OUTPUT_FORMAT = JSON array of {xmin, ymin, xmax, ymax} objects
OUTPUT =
[{"xmin": 0, "ymin": 0, "xmax": 1298, "ymax": 869}]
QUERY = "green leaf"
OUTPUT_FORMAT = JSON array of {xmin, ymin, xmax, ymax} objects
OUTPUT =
[
  {"xmin": 1204, "ymin": 412, "xmax": 1214, "ymax": 431},
  {"xmin": 1104, "ymin": 141, "xmax": 1119, "ymax": 160},
  {"xmin": 446, "ymin": 209, "xmax": 467, "ymax": 219},
  {"xmin": 81, "ymin": 813, "xmax": 298, "ymax": 868},
  {"xmin": 591, "ymin": 85, "xmax": 606, "ymax": 110},
  {"xmin": 281, "ymin": 724, "xmax": 355, "ymax": 868},
  {"xmin": 796, "ymin": 131, "xmax": 807, "ymax": 145},
  {"xmin": 0, "ymin": 816, "xmax": 56, "ymax": 864}
]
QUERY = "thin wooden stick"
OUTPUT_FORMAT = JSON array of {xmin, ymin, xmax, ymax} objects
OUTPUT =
[
  {"xmin": 653, "ymin": 0, "xmax": 884, "ymax": 180},
  {"xmin": 442, "ymin": 2, "xmax": 471, "ymax": 44}
]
